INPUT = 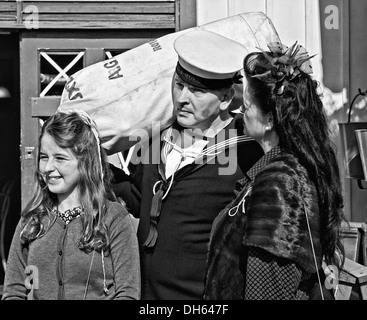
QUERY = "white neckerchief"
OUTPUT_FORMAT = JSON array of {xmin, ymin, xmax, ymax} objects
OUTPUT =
[{"xmin": 164, "ymin": 117, "xmax": 233, "ymax": 178}]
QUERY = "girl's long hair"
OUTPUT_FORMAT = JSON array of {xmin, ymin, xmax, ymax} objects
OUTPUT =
[
  {"xmin": 243, "ymin": 52, "xmax": 346, "ymax": 268},
  {"xmin": 20, "ymin": 111, "xmax": 116, "ymax": 253}
]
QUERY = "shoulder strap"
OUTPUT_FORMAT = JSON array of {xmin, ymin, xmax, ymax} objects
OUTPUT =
[{"xmin": 304, "ymin": 203, "xmax": 325, "ymax": 300}]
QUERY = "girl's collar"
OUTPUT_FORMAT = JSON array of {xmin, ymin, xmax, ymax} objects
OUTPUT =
[{"xmin": 53, "ymin": 206, "xmax": 83, "ymax": 225}]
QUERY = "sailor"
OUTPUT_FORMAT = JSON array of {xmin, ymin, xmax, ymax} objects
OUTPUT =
[{"xmin": 112, "ymin": 29, "xmax": 264, "ymax": 299}]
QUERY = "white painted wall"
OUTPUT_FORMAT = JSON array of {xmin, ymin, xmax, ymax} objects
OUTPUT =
[{"xmin": 196, "ymin": 0, "xmax": 320, "ymax": 79}]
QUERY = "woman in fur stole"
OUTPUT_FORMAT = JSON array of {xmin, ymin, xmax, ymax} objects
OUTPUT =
[{"xmin": 203, "ymin": 42, "xmax": 346, "ymax": 300}]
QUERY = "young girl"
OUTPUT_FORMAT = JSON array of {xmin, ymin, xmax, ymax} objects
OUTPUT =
[{"xmin": 2, "ymin": 110, "xmax": 140, "ymax": 300}]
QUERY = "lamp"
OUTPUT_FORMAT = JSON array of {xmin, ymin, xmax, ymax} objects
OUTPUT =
[{"xmin": 0, "ymin": 86, "xmax": 11, "ymax": 98}]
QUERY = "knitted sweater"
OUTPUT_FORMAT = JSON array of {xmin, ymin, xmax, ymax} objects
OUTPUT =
[{"xmin": 2, "ymin": 201, "xmax": 141, "ymax": 300}]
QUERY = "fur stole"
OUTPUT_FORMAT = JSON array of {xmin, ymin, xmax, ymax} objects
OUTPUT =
[
  {"xmin": 243, "ymin": 153, "xmax": 322, "ymax": 273},
  {"xmin": 203, "ymin": 151, "xmax": 322, "ymax": 300}
]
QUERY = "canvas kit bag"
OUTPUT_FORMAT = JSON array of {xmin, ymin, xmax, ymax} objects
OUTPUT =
[{"xmin": 57, "ymin": 12, "xmax": 281, "ymax": 155}]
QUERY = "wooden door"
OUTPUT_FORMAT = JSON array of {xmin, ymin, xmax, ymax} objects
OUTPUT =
[{"xmin": 19, "ymin": 32, "xmax": 166, "ymax": 208}]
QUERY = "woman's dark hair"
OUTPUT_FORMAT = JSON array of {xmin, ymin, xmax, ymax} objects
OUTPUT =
[
  {"xmin": 243, "ymin": 51, "xmax": 345, "ymax": 268},
  {"xmin": 20, "ymin": 111, "xmax": 116, "ymax": 253}
]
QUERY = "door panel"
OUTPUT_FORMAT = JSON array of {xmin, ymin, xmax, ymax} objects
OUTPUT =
[{"xmin": 19, "ymin": 33, "xmax": 162, "ymax": 208}]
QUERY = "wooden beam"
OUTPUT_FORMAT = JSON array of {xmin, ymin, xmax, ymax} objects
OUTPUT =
[
  {"xmin": 342, "ymin": 257, "xmax": 367, "ymax": 283},
  {"xmin": 176, "ymin": 0, "xmax": 196, "ymax": 31},
  {"xmin": 336, "ymin": 269, "xmax": 356, "ymax": 300},
  {"xmin": 0, "ymin": 3, "xmax": 16, "ymax": 12},
  {"xmin": 28, "ymin": 21, "xmax": 175, "ymax": 29},
  {"xmin": 32, "ymin": 14, "xmax": 175, "ymax": 22},
  {"xmin": 342, "ymin": 221, "xmax": 367, "ymax": 266},
  {"xmin": 1, "ymin": 1, "xmax": 177, "ymax": 30},
  {"xmin": 31, "ymin": 96, "xmax": 60, "ymax": 117},
  {"xmin": 340, "ymin": 257, "xmax": 367, "ymax": 300},
  {"xmin": 22, "ymin": 2, "xmax": 175, "ymax": 14},
  {"xmin": 0, "ymin": 15, "xmax": 16, "ymax": 21}
]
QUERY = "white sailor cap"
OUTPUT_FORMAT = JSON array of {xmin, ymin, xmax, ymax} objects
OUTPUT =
[{"xmin": 173, "ymin": 29, "xmax": 247, "ymax": 89}]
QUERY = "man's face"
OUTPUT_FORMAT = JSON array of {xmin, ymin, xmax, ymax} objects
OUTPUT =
[{"xmin": 171, "ymin": 73, "xmax": 226, "ymax": 132}]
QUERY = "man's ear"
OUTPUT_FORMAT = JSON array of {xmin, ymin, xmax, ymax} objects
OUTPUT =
[{"xmin": 219, "ymin": 86, "xmax": 235, "ymax": 111}]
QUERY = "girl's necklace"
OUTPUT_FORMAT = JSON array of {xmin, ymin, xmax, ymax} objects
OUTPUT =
[{"xmin": 53, "ymin": 206, "xmax": 83, "ymax": 225}]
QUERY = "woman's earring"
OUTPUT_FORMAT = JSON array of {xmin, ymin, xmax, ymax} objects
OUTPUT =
[
  {"xmin": 276, "ymin": 85, "xmax": 284, "ymax": 95},
  {"xmin": 266, "ymin": 112, "xmax": 274, "ymax": 130}
]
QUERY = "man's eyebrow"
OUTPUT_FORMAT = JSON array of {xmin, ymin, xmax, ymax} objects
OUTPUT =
[
  {"xmin": 174, "ymin": 74, "xmax": 206, "ymax": 91},
  {"xmin": 174, "ymin": 74, "xmax": 183, "ymax": 81}
]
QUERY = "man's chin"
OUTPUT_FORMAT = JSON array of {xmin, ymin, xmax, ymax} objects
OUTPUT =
[{"xmin": 176, "ymin": 117, "xmax": 192, "ymax": 129}]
